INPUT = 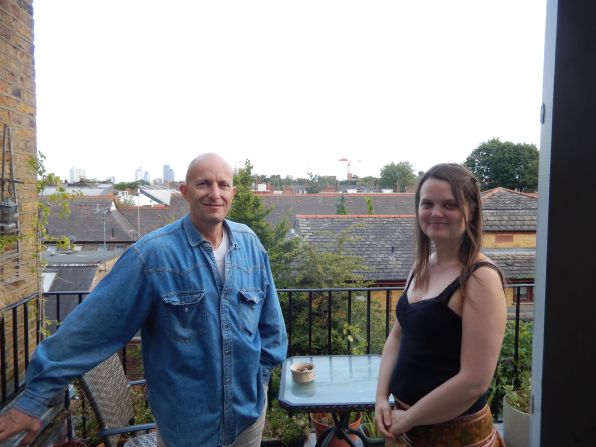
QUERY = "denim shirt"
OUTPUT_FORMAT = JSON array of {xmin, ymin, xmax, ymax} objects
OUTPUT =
[{"xmin": 16, "ymin": 215, "xmax": 288, "ymax": 446}]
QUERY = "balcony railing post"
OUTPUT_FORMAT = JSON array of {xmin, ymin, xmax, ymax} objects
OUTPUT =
[
  {"xmin": 327, "ymin": 291, "xmax": 332, "ymax": 355},
  {"xmin": 513, "ymin": 286, "xmax": 522, "ymax": 388},
  {"xmin": 308, "ymin": 291, "xmax": 313, "ymax": 354},
  {"xmin": 35, "ymin": 294, "xmax": 41, "ymax": 344},
  {"xmin": 23, "ymin": 301, "xmax": 29, "ymax": 368},
  {"xmin": 12, "ymin": 307, "xmax": 18, "ymax": 393},
  {"xmin": 385, "ymin": 289, "xmax": 392, "ymax": 338},
  {"xmin": 1, "ymin": 315, "xmax": 6, "ymax": 404},
  {"xmin": 347, "ymin": 290, "xmax": 352, "ymax": 354},
  {"xmin": 366, "ymin": 290, "xmax": 371, "ymax": 354},
  {"xmin": 288, "ymin": 291, "xmax": 293, "ymax": 357}
]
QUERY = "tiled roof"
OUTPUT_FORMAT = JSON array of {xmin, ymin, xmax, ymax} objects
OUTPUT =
[
  {"xmin": 262, "ymin": 189, "xmax": 538, "ymax": 231},
  {"xmin": 118, "ymin": 205, "xmax": 174, "ymax": 237},
  {"xmin": 481, "ymin": 188, "xmax": 538, "ymax": 210},
  {"xmin": 42, "ymin": 245, "xmax": 126, "ymax": 266},
  {"xmin": 295, "ymin": 215, "xmax": 536, "ymax": 282},
  {"xmin": 295, "ymin": 215, "xmax": 417, "ymax": 282},
  {"xmin": 118, "ymin": 193, "xmax": 187, "ymax": 237},
  {"xmin": 483, "ymin": 210, "xmax": 536, "ymax": 232},
  {"xmin": 44, "ymin": 265, "xmax": 99, "ymax": 292},
  {"xmin": 45, "ymin": 197, "xmax": 136, "ymax": 243},
  {"xmin": 261, "ymin": 194, "xmax": 416, "ymax": 226},
  {"xmin": 481, "ymin": 188, "xmax": 538, "ymax": 232},
  {"xmin": 483, "ymin": 248, "xmax": 536, "ymax": 280}
]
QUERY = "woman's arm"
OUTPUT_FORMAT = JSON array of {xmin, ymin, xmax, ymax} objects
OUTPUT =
[
  {"xmin": 389, "ymin": 266, "xmax": 507, "ymax": 434},
  {"xmin": 375, "ymin": 319, "xmax": 402, "ymax": 440}
]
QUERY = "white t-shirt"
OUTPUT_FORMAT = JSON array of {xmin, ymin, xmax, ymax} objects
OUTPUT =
[{"xmin": 212, "ymin": 230, "xmax": 229, "ymax": 282}]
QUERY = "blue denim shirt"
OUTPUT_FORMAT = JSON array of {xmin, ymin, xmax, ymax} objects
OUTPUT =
[{"xmin": 15, "ymin": 215, "xmax": 288, "ymax": 446}]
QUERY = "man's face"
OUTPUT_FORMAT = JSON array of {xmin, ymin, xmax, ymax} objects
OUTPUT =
[{"xmin": 180, "ymin": 156, "xmax": 236, "ymax": 232}]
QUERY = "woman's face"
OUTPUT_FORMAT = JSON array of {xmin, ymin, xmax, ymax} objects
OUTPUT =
[{"xmin": 418, "ymin": 178, "xmax": 467, "ymax": 243}]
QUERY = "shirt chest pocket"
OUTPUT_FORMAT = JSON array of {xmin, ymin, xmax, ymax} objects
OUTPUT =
[
  {"xmin": 239, "ymin": 289, "xmax": 264, "ymax": 336},
  {"xmin": 160, "ymin": 290, "xmax": 206, "ymax": 343}
]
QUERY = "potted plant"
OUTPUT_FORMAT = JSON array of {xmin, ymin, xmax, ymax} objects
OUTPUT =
[
  {"xmin": 358, "ymin": 411, "xmax": 385, "ymax": 446},
  {"xmin": 502, "ymin": 372, "xmax": 531, "ymax": 447},
  {"xmin": 310, "ymin": 412, "xmax": 362, "ymax": 447}
]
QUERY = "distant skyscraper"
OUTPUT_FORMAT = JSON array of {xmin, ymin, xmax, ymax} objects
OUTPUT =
[
  {"xmin": 135, "ymin": 167, "xmax": 143, "ymax": 181},
  {"xmin": 163, "ymin": 164, "xmax": 175, "ymax": 182},
  {"xmin": 144, "ymin": 170, "xmax": 150, "ymax": 183},
  {"xmin": 69, "ymin": 167, "xmax": 86, "ymax": 183}
]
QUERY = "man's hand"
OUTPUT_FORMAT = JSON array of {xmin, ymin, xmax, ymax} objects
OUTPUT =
[{"xmin": 0, "ymin": 408, "xmax": 41, "ymax": 445}]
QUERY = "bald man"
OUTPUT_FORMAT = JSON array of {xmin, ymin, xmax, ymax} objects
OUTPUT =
[{"xmin": 0, "ymin": 153, "xmax": 288, "ymax": 447}]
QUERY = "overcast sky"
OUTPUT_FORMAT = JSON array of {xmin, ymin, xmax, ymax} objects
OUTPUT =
[{"xmin": 33, "ymin": 1, "xmax": 547, "ymax": 183}]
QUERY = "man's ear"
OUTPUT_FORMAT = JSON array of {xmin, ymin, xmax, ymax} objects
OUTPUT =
[{"xmin": 180, "ymin": 183, "xmax": 188, "ymax": 198}]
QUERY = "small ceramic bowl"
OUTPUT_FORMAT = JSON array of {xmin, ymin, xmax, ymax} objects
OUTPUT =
[{"xmin": 290, "ymin": 362, "xmax": 315, "ymax": 383}]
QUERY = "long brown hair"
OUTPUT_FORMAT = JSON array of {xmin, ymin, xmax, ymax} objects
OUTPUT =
[{"xmin": 411, "ymin": 163, "xmax": 483, "ymax": 297}]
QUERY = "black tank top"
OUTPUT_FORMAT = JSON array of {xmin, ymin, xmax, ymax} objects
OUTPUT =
[{"xmin": 389, "ymin": 262, "xmax": 501, "ymax": 416}]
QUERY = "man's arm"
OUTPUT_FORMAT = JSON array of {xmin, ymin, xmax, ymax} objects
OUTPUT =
[
  {"xmin": 258, "ymin": 253, "xmax": 288, "ymax": 385},
  {"xmin": 0, "ymin": 246, "xmax": 153, "ymax": 443}
]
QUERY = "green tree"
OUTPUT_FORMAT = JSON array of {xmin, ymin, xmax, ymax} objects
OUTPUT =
[
  {"xmin": 464, "ymin": 138, "xmax": 539, "ymax": 191},
  {"xmin": 289, "ymin": 225, "xmax": 369, "ymax": 288},
  {"xmin": 113, "ymin": 180, "xmax": 148, "ymax": 192},
  {"xmin": 227, "ymin": 159, "xmax": 302, "ymax": 286},
  {"xmin": 305, "ymin": 173, "xmax": 321, "ymax": 194},
  {"xmin": 365, "ymin": 196, "xmax": 374, "ymax": 215},
  {"xmin": 336, "ymin": 195, "xmax": 347, "ymax": 215},
  {"xmin": 356, "ymin": 176, "xmax": 378, "ymax": 189},
  {"xmin": 228, "ymin": 159, "xmax": 274, "ymax": 247},
  {"xmin": 283, "ymin": 224, "xmax": 373, "ymax": 354},
  {"xmin": 379, "ymin": 161, "xmax": 416, "ymax": 192}
]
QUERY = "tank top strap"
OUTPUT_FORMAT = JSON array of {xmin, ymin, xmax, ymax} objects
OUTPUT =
[
  {"xmin": 403, "ymin": 272, "xmax": 415, "ymax": 293},
  {"xmin": 467, "ymin": 261, "xmax": 504, "ymax": 284},
  {"xmin": 440, "ymin": 277, "xmax": 462, "ymax": 303},
  {"xmin": 440, "ymin": 261, "xmax": 503, "ymax": 304}
]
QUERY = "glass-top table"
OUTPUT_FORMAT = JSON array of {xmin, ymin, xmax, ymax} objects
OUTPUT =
[{"xmin": 279, "ymin": 355, "xmax": 390, "ymax": 446}]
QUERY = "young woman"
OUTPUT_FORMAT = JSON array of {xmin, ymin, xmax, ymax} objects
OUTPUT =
[{"xmin": 375, "ymin": 163, "xmax": 507, "ymax": 446}]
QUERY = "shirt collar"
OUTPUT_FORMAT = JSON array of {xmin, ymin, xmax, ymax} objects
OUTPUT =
[{"xmin": 182, "ymin": 214, "xmax": 238, "ymax": 249}]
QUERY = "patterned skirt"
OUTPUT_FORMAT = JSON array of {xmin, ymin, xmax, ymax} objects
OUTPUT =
[{"xmin": 397, "ymin": 404, "xmax": 504, "ymax": 447}]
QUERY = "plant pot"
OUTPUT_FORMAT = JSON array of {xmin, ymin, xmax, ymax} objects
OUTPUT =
[
  {"xmin": 503, "ymin": 394, "xmax": 530, "ymax": 447},
  {"xmin": 359, "ymin": 423, "xmax": 386, "ymax": 446},
  {"xmin": 311, "ymin": 412, "xmax": 362, "ymax": 447}
]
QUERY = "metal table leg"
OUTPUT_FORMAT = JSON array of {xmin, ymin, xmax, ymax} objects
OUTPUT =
[{"xmin": 314, "ymin": 411, "xmax": 369, "ymax": 447}]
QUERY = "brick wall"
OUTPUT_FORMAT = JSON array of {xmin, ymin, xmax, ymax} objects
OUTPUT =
[
  {"xmin": 0, "ymin": 0, "xmax": 38, "ymax": 306},
  {"xmin": 0, "ymin": 0, "xmax": 39, "ymax": 403},
  {"xmin": 482, "ymin": 233, "xmax": 536, "ymax": 249}
]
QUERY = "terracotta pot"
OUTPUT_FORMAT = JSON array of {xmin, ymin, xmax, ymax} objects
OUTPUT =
[{"xmin": 311, "ymin": 412, "xmax": 362, "ymax": 447}]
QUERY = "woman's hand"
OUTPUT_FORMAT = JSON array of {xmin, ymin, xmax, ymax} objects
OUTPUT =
[
  {"xmin": 374, "ymin": 400, "xmax": 395, "ymax": 440},
  {"xmin": 389, "ymin": 408, "xmax": 413, "ymax": 436}
]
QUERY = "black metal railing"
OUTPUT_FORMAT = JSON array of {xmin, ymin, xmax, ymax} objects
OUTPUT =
[
  {"xmin": 1, "ymin": 284, "xmax": 534, "ymax": 416},
  {"xmin": 0, "ymin": 293, "xmax": 38, "ymax": 406}
]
